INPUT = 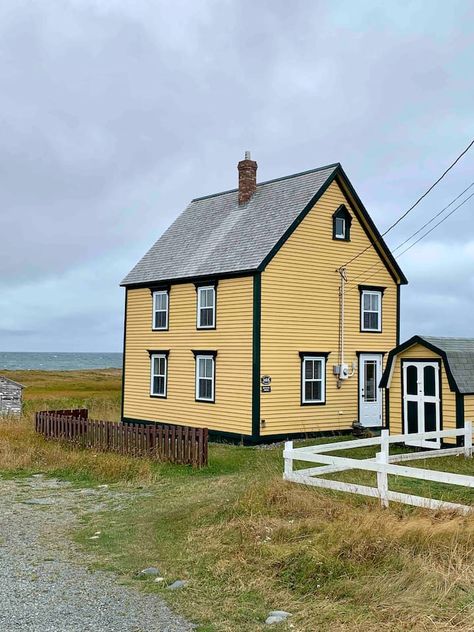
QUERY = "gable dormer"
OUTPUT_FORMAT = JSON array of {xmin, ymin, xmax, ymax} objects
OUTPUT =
[{"xmin": 332, "ymin": 204, "xmax": 352, "ymax": 241}]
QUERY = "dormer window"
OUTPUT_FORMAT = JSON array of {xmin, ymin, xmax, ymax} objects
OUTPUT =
[{"xmin": 332, "ymin": 205, "xmax": 351, "ymax": 241}]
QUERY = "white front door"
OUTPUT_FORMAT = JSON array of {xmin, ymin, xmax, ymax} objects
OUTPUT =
[
  {"xmin": 403, "ymin": 360, "xmax": 441, "ymax": 448},
  {"xmin": 359, "ymin": 353, "xmax": 383, "ymax": 427}
]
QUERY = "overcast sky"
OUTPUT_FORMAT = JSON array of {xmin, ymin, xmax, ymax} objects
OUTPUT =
[{"xmin": 0, "ymin": 0, "xmax": 473, "ymax": 352}]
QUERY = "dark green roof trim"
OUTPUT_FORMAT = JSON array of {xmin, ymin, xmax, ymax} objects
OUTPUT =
[
  {"xmin": 336, "ymin": 165, "xmax": 408, "ymax": 285},
  {"xmin": 122, "ymin": 269, "xmax": 255, "ymax": 290},
  {"xmin": 380, "ymin": 335, "xmax": 459, "ymax": 392},
  {"xmin": 257, "ymin": 165, "xmax": 408, "ymax": 285}
]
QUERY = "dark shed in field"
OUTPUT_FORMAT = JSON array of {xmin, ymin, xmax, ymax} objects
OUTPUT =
[{"xmin": 0, "ymin": 376, "xmax": 24, "ymax": 415}]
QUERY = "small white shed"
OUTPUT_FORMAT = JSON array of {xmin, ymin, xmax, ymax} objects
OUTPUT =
[{"xmin": 0, "ymin": 376, "xmax": 24, "ymax": 415}]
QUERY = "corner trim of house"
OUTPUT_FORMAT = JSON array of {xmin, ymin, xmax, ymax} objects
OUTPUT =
[
  {"xmin": 252, "ymin": 272, "xmax": 261, "ymax": 439},
  {"xmin": 456, "ymin": 392, "xmax": 465, "ymax": 446},
  {"xmin": 120, "ymin": 288, "xmax": 128, "ymax": 421}
]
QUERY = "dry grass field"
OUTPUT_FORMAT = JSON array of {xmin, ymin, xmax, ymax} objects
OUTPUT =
[{"xmin": 0, "ymin": 369, "xmax": 473, "ymax": 631}]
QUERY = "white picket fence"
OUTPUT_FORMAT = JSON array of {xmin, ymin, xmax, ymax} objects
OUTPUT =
[{"xmin": 283, "ymin": 423, "xmax": 474, "ymax": 514}]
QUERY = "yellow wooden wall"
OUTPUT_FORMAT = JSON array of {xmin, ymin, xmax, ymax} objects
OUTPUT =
[
  {"xmin": 123, "ymin": 276, "xmax": 253, "ymax": 435},
  {"xmin": 386, "ymin": 344, "xmax": 456, "ymax": 436},
  {"xmin": 463, "ymin": 396, "xmax": 474, "ymax": 425},
  {"xmin": 260, "ymin": 178, "xmax": 399, "ymax": 436}
]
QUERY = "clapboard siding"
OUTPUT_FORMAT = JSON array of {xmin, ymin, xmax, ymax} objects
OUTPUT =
[
  {"xmin": 0, "ymin": 377, "xmax": 23, "ymax": 415},
  {"xmin": 387, "ymin": 344, "xmax": 457, "ymax": 439},
  {"xmin": 123, "ymin": 277, "xmax": 253, "ymax": 434},
  {"xmin": 260, "ymin": 179, "xmax": 398, "ymax": 436},
  {"xmin": 463, "ymin": 396, "xmax": 474, "ymax": 426}
]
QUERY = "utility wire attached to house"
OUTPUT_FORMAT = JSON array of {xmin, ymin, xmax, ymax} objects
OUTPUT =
[
  {"xmin": 345, "ymin": 186, "xmax": 474, "ymax": 290},
  {"xmin": 342, "ymin": 138, "xmax": 474, "ymax": 270}
]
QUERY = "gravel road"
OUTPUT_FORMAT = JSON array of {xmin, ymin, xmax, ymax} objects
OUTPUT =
[{"xmin": 0, "ymin": 476, "xmax": 194, "ymax": 632}]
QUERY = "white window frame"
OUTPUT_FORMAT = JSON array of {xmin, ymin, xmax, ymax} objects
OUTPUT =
[
  {"xmin": 334, "ymin": 216, "xmax": 346, "ymax": 239},
  {"xmin": 195, "ymin": 354, "xmax": 215, "ymax": 402},
  {"xmin": 150, "ymin": 353, "xmax": 167, "ymax": 397},
  {"xmin": 361, "ymin": 290, "xmax": 382, "ymax": 332},
  {"xmin": 301, "ymin": 356, "xmax": 326, "ymax": 404},
  {"xmin": 152, "ymin": 290, "xmax": 169, "ymax": 331},
  {"xmin": 197, "ymin": 286, "xmax": 216, "ymax": 329}
]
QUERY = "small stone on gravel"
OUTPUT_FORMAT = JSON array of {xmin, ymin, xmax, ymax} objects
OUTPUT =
[
  {"xmin": 154, "ymin": 577, "xmax": 165, "ymax": 583},
  {"xmin": 0, "ymin": 479, "xmax": 195, "ymax": 631},
  {"xmin": 167, "ymin": 580, "xmax": 188, "ymax": 590}
]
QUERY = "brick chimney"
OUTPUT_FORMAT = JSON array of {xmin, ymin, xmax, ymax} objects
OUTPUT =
[{"xmin": 238, "ymin": 151, "xmax": 257, "ymax": 205}]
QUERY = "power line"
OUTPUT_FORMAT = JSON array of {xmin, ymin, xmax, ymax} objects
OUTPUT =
[
  {"xmin": 346, "ymin": 187, "xmax": 474, "ymax": 290},
  {"xmin": 390, "ymin": 181, "xmax": 474, "ymax": 254},
  {"xmin": 342, "ymin": 138, "xmax": 474, "ymax": 269},
  {"xmin": 392, "ymin": 190, "xmax": 474, "ymax": 258}
]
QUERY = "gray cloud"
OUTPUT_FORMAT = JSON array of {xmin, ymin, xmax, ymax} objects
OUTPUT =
[{"xmin": 0, "ymin": 0, "xmax": 473, "ymax": 350}]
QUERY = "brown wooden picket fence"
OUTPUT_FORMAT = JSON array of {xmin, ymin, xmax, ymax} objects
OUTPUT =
[{"xmin": 35, "ymin": 409, "xmax": 208, "ymax": 467}]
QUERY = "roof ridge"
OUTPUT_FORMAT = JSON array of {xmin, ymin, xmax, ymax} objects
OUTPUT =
[{"xmin": 191, "ymin": 162, "xmax": 340, "ymax": 203}]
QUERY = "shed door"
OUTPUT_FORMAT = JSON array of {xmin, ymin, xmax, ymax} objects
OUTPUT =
[{"xmin": 403, "ymin": 360, "xmax": 441, "ymax": 448}]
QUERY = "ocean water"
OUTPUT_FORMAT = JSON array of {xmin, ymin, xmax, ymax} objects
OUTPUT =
[{"xmin": 0, "ymin": 352, "xmax": 123, "ymax": 371}]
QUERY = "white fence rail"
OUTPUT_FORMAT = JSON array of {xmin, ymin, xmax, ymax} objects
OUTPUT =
[{"xmin": 283, "ymin": 423, "xmax": 474, "ymax": 514}]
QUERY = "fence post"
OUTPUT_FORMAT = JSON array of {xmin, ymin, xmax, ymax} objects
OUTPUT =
[
  {"xmin": 376, "ymin": 430, "xmax": 390, "ymax": 509},
  {"xmin": 284, "ymin": 441, "xmax": 294, "ymax": 479},
  {"xmin": 464, "ymin": 420, "xmax": 473, "ymax": 458}
]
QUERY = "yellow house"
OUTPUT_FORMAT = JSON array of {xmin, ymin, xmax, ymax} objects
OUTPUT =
[
  {"xmin": 380, "ymin": 335, "xmax": 474, "ymax": 447},
  {"xmin": 121, "ymin": 155, "xmax": 407, "ymax": 442}
]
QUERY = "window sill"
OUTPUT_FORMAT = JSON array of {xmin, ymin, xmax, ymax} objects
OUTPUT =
[
  {"xmin": 150, "ymin": 394, "xmax": 167, "ymax": 399},
  {"xmin": 195, "ymin": 398, "xmax": 215, "ymax": 404},
  {"xmin": 301, "ymin": 401, "xmax": 326, "ymax": 406}
]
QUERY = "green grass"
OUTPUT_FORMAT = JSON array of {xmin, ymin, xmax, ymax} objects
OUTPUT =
[{"xmin": 1, "ymin": 369, "xmax": 474, "ymax": 630}]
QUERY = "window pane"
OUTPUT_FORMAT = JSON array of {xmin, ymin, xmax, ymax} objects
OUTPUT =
[
  {"xmin": 313, "ymin": 360, "xmax": 322, "ymax": 379},
  {"xmin": 305, "ymin": 361, "xmax": 313, "ymax": 380},
  {"xmin": 424, "ymin": 366, "xmax": 436, "ymax": 397},
  {"xmin": 158, "ymin": 357, "xmax": 165, "ymax": 375},
  {"xmin": 406, "ymin": 365, "xmax": 418, "ymax": 396},
  {"xmin": 407, "ymin": 400, "xmax": 418, "ymax": 433},
  {"xmin": 364, "ymin": 312, "xmax": 379, "ymax": 330},
  {"xmin": 200, "ymin": 288, "xmax": 214, "ymax": 308},
  {"xmin": 363, "ymin": 293, "xmax": 371, "ymax": 310},
  {"xmin": 335, "ymin": 217, "xmax": 345, "ymax": 237},
  {"xmin": 424, "ymin": 402, "xmax": 437, "ymax": 432},
  {"xmin": 198, "ymin": 358, "xmax": 205, "ymax": 378},
  {"xmin": 154, "ymin": 311, "xmax": 167, "ymax": 329},
  {"xmin": 364, "ymin": 361, "xmax": 376, "ymax": 402},
  {"xmin": 304, "ymin": 381, "xmax": 313, "ymax": 401},
  {"xmin": 200, "ymin": 307, "xmax": 214, "ymax": 327},
  {"xmin": 155, "ymin": 293, "xmax": 167, "ymax": 310},
  {"xmin": 204, "ymin": 359, "xmax": 212, "ymax": 378},
  {"xmin": 153, "ymin": 375, "xmax": 164, "ymax": 395},
  {"xmin": 199, "ymin": 378, "xmax": 212, "ymax": 400},
  {"xmin": 311, "ymin": 381, "xmax": 322, "ymax": 401}
]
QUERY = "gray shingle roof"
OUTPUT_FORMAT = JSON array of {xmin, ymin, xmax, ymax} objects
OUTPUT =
[
  {"xmin": 421, "ymin": 336, "xmax": 474, "ymax": 394},
  {"xmin": 121, "ymin": 164, "xmax": 339, "ymax": 286}
]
